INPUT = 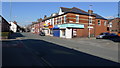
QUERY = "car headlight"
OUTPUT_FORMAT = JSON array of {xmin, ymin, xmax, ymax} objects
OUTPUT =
[{"xmin": 99, "ymin": 36, "xmax": 103, "ymax": 38}]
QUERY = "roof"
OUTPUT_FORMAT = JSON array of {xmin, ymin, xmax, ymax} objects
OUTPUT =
[
  {"xmin": 61, "ymin": 7, "xmax": 89, "ymax": 15},
  {"xmin": 107, "ymin": 19, "xmax": 114, "ymax": 22},
  {"xmin": 93, "ymin": 13, "xmax": 107, "ymax": 20},
  {"xmin": 107, "ymin": 17, "xmax": 120, "ymax": 23},
  {"xmin": 42, "ymin": 7, "xmax": 107, "ymax": 21},
  {"xmin": 0, "ymin": 15, "xmax": 11, "ymax": 26}
]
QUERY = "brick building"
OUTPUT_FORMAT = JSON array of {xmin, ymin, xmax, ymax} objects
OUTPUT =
[
  {"xmin": 107, "ymin": 18, "xmax": 120, "ymax": 34},
  {"xmin": 0, "ymin": 15, "xmax": 10, "ymax": 32},
  {"xmin": 41, "ymin": 7, "xmax": 108, "ymax": 38}
]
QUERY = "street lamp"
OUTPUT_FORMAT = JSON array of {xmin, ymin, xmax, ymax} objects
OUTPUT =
[{"xmin": 88, "ymin": 5, "xmax": 92, "ymax": 38}]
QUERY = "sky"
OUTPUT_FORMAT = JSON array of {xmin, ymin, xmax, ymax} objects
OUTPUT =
[
  {"xmin": 2, "ymin": 0, "xmax": 120, "ymax": 2},
  {"xmin": 2, "ymin": 2, "xmax": 119, "ymax": 26}
]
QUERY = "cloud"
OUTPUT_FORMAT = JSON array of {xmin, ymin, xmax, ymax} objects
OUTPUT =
[
  {"xmin": 13, "ymin": 16, "xmax": 17, "ymax": 18},
  {"xmin": 24, "ymin": 21, "xmax": 33, "ymax": 23},
  {"xmin": 104, "ymin": 16, "xmax": 115, "ymax": 19}
]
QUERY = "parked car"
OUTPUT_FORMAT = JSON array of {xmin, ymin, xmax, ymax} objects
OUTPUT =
[
  {"xmin": 96, "ymin": 32, "xmax": 118, "ymax": 39},
  {"xmin": 39, "ymin": 31, "xmax": 45, "ymax": 36},
  {"xmin": 108, "ymin": 33, "xmax": 119, "ymax": 38},
  {"xmin": 96, "ymin": 32, "xmax": 110, "ymax": 39}
]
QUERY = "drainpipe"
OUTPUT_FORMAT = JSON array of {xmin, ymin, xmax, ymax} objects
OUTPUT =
[{"xmin": 88, "ymin": 5, "xmax": 92, "ymax": 38}]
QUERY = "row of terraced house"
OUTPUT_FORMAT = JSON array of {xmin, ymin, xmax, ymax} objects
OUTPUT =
[{"xmin": 30, "ymin": 7, "xmax": 120, "ymax": 39}]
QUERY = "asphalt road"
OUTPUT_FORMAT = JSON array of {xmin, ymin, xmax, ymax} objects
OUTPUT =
[{"xmin": 2, "ymin": 32, "xmax": 120, "ymax": 67}]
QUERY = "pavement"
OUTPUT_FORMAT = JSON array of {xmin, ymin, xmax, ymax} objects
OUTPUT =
[{"xmin": 2, "ymin": 32, "xmax": 120, "ymax": 67}]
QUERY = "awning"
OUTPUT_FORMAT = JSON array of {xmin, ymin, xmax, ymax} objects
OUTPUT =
[{"xmin": 52, "ymin": 25, "xmax": 59, "ymax": 29}]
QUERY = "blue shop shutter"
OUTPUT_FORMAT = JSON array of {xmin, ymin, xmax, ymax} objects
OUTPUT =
[{"xmin": 53, "ymin": 30, "xmax": 60, "ymax": 37}]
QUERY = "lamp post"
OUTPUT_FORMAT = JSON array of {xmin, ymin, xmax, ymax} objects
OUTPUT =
[
  {"xmin": 88, "ymin": 5, "xmax": 92, "ymax": 38},
  {"xmin": 10, "ymin": 0, "xmax": 12, "ymax": 21}
]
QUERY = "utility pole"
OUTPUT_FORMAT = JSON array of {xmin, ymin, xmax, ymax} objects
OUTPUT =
[
  {"xmin": 88, "ymin": 5, "xmax": 92, "ymax": 38},
  {"xmin": 10, "ymin": 0, "xmax": 12, "ymax": 21},
  {"xmin": 118, "ymin": 1, "xmax": 120, "ymax": 35}
]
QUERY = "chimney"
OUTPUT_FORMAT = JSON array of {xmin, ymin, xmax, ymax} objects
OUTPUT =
[
  {"xmin": 88, "ymin": 10, "xmax": 93, "ymax": 14},
  {"xmin": 44, "ymin": 15, "xmax": 47, "ymax": 19}
]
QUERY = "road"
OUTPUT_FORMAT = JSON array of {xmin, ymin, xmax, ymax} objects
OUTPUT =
[{"xmin": 2, "ymin": 32, "xmax": 120, "ymax": 67}]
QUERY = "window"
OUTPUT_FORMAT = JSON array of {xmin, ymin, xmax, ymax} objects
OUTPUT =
[
  {"xmin": 109, "ymin": 22, "xmax": 112, "ymax": 27},
  {"xmin": 64, "ymin": 15, "xmax": 66, "ymax": 23},
  {"xmin": 59, "ymin": 17, "xmax": 61, "ymax": 24},
  {"xmin": 62, "ymin": 30, "xmax": 65, "ymax": 36},
  {"xmin": 55, "ymin": 18, "xmax": 57, "ymax": 24},
  {"xmin": 51, "ymin": 19, "xmax": 53, "ymax": 25},
  {"xmin": 76, "ymin": 15, "xmax": 79, "ymax": 23},
  {"xmin": 104, "ymin": 21, "xmax": 106, "ymax": 26},
  {"xmin": 61, "ymin": 16, "xmax": 62, "ymax": 24},
  {"xmin": 98, "ymin": 20, "xmax": 101, "ymax": 25},
  {"xmin": 89, "ymin": 17, "xmax": 92, "ymax": 24}
]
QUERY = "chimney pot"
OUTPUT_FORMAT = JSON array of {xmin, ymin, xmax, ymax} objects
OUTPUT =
[{"xmin": 88, "ymin": 10, "xmax": 93, "ymax": 14}]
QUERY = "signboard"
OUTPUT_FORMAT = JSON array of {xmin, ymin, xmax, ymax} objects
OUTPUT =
[
  {"xmin": 88, "ymin": 26, "xmax": 93, "ymax": 28},
  {"xmin": 57, "ymin": 24, "xmax": 84, "ymax": 28}
]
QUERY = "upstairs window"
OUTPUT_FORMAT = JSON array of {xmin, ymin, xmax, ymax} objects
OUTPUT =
[
  {"xmin": 98, "ymin": 20, "xmax": 101, "ymax": 25},
  {"xmin": 89, "ymin": 17, "xmax": 92, "ymax": 24},
  {"xmin": 76, "ymin": 15, "xmax": 79, "ymax": 23},
  {"xmin": 61, "ymin": 16, "xmax": 62, "ymax": 24},
  {"xmin": 64, "ymin": 15, "xmax": 66, "ymax": 23},
  {"xmin": 104, "ymin": 21, "xmax": 106, "ymax": 26},
  {"xmin": 109, "ymin": 22, "xmax": 112, "ymax": 27}
]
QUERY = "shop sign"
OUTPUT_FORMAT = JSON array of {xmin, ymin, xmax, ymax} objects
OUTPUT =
[{"xmin": 57, "ymin": 24, "xmax": 84, "ymax": 28}]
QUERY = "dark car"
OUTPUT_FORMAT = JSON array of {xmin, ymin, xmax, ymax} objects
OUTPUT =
[
  {"xmin": 96, "ymin": 32, "xmax": 118, "ymax": 39},
  {"xmin": 96, "ymin": 32, "xmax": 110, "ymax": 39},
  {"xmin": 39, "ymin": 31, "xmax": 45, "ymax": 36},
  {"xmin": 108, "ymin": 33, "xmax": 119, "ymax": 38}
]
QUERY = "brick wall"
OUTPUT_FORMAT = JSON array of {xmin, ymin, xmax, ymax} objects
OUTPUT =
[{"xmin": 95, "ymin": 19, "xmax": 108, "ymax": 36}]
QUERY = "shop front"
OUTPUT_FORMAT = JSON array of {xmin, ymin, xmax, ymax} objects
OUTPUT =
[
  {"xmin": 52, "ymin": 25, "xmax": 60, "ymax": 37},
  {"xmin": 49, "ymin": 25, "xmax": 53, "ymax": 36},
  {"xmin": 53, "ymin": 23, "xmax": 84, "ymax": 39}
]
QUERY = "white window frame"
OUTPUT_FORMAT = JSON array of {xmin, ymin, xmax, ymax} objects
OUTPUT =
[
  {"xmin": 98, "ymin": 20, "xmax": 101, "ymax": 25},
  {"xmin": 64, "ymin": 15, "xmax": 66, "ymax": 23},
  {"xmin": 76, "ymin": 15, "xmax": 79, "ymax": 23},
  {"xmin": 55, "ymin": 18, "xmax": 57, "ymax": 24},
  {"xmin": 89, "ymin": 16, "xmax": 92, "ymax": 24},
  {"xmin": 104, "ymin": 21, "xmax": 106, "ymax": 26},
  {"xmin": 109, "ymin": 22, "xmax": 112, "ymax": 27},
  {"xmin": 59, "ymin": 17, "xmax": 61, "ymax": 24},
  {"xmin": 61, "ymin": 16, "xmax": 62, "ymax": 24}
]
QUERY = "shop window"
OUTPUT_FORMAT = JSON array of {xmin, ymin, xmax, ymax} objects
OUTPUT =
[
  {"xmin": 62, "ymin": 30, "xmax": 65, "ymax": 36},
  {"xmin": 50, "ymin": 30, "xmax": 53, "ymax": 34}
]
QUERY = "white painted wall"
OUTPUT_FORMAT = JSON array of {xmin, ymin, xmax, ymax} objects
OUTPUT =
[
  {"xmin": 65, "ymin": 28, "xmax": 72, "ymax": 39},
  {"xmin": 44, "ymin": 30, "xmax": 48, "ymax": 35},
  {"xmin": 9, "ymin": 22, "xmax": 17, "ymax": 32},
  {"xmin": 44, "ymin": 29, "xmax": 50, "ymax": 35},
  {"xmin": 60, "ymin": 30, "xmax": 65, "ymax": 38},
  {"xmin": 58, "ymin": 8, "xmax": 64, "ymax": 15}
]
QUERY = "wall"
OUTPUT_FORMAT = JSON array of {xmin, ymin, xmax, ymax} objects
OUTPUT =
[
  {"xmin": 1, "ymin": 17, "xmax": 10, "ymax": 32},
  {"xmin": 95, "ymin": 19, "xmax": 108, "ymax": 36},
  {"xmin": 65, "ymin": 28, "xmax": 72, "ymax": 38}
]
